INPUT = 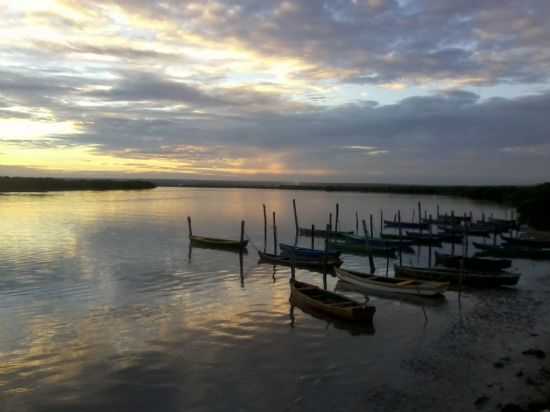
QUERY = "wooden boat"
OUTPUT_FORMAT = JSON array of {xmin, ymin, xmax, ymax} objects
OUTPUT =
[
  {"xmin": 258, "ymin": 251, "xmax": 342, "ymax": 269},
  {"xmin": 384, "ymin": 220, "xmax": 429, "ymax": 230},
  {"xmin": 423, "ymin": 215, "xmax": 471, "ymax": 225},
  {"xmin": 299, "ymin": 227, "xmax": 354, "ymax": 238},
  {"xmin": 279, "ymin": 243, "xmax": 341, "ymax": 258},
  {"xmin": 488, "ymin": 217, "xmax": 519, "ymax": 230},
  {"xmin": 500, "ymin": 235, "xmax": 550, "ymax": 249},
  {"xmin": 289, "ymin": 278, "xmax": 375, "ymax": 322},
  {"xmin": 438, "ymin": 225, "xmax": 492, "ymax": 237},
  {"xmin": 473, "ymin": 242, "xmax": 550, "ymax": 260},
  {"xmin": 394, "ymin": 265, "xmax": 521, "ymax": 287},
  {"xmin": 327, "ymin": 238, "xmax": 397, "ymax": 258},
  {"xmin": 434, "ymin": 251, "xmax": 512, "ymax": 272},
  {"xmin": 335, "ymin": 280, "xmax": 447, "ymax": 307},
  {"xmin": 340, "ymin": 233, "xmax": 415, "ymax": 248},
  {"xmin": 381, "ymin": 232, "xmax": 442, "ymax": 247},
  {"xmin": 335, "ymin": 267, "xmax": 449, "ymax": 296},
  {"xmin": 190, "ymin": 235, "xmax": 248, "ymax": 250},
  {"xmin": 405, "ymin": 231, "xmax": 462, "ymax": 244}
]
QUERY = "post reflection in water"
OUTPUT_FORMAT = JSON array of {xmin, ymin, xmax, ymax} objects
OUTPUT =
[{"xmin": 0, "ymin": 187, "xmax": 543, "ymax": 412}]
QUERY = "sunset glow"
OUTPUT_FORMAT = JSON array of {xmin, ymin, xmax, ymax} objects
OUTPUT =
[{"xmin": 1, "ymin": 1, "xmax": 549, "ymax": 183}]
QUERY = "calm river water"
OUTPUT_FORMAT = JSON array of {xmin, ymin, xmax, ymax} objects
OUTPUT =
[{"xmin": 1, "ymin": 187, "xmax": 549, "ymax": 411}]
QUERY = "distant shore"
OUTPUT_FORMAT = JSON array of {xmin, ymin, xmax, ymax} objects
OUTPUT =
[
  {"xmin": 0, "ymin": 176, "xmax": 156, "ymax": 192},
  {"xmin": 155, "ymin": 179, "xmax": 550, "ymax": 231}
]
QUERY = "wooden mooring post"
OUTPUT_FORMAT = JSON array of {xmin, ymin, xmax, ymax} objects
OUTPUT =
[
  {"xmin": 335, "ymin": 203, "xmax": 340, "ymax": 232},
  {"xmin": 362, "ymin": 220, "xmax": 375, "ymax": 274},
  {"xmin": 355, "ymin": 211, "xmax": 359, "ymax": 235},
  {"xmin": 293, "ymin": 199, "xmax": 299, "ymax": 238},
  {"xmin": 418, "ymin": 202, "xmax": 423, "ymax": 233},
  {"xmin": 311, "ymin": 224, "xmax": 315, "ymax": 249},
  {"xmin": 240, "ymin": 220, "xmax": 245, "ymax": 247},
  {"xmin": 187, "ymin": 216, "xmax": 193, "ymax": 238},
  {"xmin": 398, "ymin": 210, "xmax": 403, "ymax": 266},
  {"xmin": 263, "ymin": 204, "xmax": 267, "ymax": 252},
  {"xmin": 273, "ymin": 211, "xmax": 278, "ymax": 255},
  {"xmin": 369, "ymin": 214, "xmax": 374, "ymax": 240}
]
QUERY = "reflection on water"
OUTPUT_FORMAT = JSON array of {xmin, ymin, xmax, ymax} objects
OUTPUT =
[{"xmin": 0, "ymin": 188, "xmax": 547, "ymax": 411}]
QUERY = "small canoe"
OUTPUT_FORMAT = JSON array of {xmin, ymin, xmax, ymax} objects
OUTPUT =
[
  {"xmin": 394, "ymin": 265, "xmax": 521, "ymax": 287},
  {"xmin": 258, "ymin": 251, "xmax": 342, "ymax": 269},
  {"xmin": 190, "ymin": 235, "xmax": 248, "ymax": 250},
  {"xmin": 279, "ymin": 243, "xmax": 341, "ymax": 258},
  {"xmin": 500, "ymin": 235, "xmax": 550, "ymax": 249},
  {"xmin": 327, "ymin": 239, "xmax": 397, "ymax": 258},
  {"xmin": 335, "ymin": 267, "xmax": 449, "ymax": 296},
  {"xmin": 473, "ymin": 242, "xmax": 550, "ymax": 260},
  {"xmin": 434, "ymin": 251, "xmax": 512, "ymax": 272},
  {"xmin": 289, "ymin": 278, "xmax": 375, "ymax": 322},
  {"xmin": 299, "ymin": 227, "xmax": 354, "ymax": 238},
  {"xmin": 384, "ymin": 220, "xmax": 429, "ymax": 230}
]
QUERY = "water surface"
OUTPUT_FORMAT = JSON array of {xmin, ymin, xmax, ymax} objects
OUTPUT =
[{"xmin": 1, "ymin": 188, "xmax": 548, "ymax": 411}]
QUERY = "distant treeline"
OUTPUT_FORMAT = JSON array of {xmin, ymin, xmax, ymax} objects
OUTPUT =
[
  {"xmin": 0, "ymin": 176, "xmax": 156, "ymax": 192},
  {"xmin": 159, "ymin": 179, "xmax": 550, "ymax": 231}
]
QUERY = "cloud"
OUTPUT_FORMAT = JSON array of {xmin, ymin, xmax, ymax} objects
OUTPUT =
[{"xmin": 1, "ymin": 1, "xmax": 550, "ymax": 183}]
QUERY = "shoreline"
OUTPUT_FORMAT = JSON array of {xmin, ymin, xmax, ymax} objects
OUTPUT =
[{"xmin": 0, "ymin": 176, "xmax": 156, "ymax": 193}]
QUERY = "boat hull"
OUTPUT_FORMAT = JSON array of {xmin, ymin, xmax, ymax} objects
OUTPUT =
[
  {"xmin": 258, "ymin": 251, "xmax": 342, "ymax": 269},
  {"xmin": 434, "ymin": 251, "xmax": 511, "ymax": 272},
  {"xmin": 289, "ymin": 279, "xmax": 375, "ymax": 322},
  {"xmin": 335, "ymin": 268, "xmax": 448, "ymax": 296},
  {"xmin": 394, "ymin": 265, "xmax": 520, "ymax": 287},
  {"xmin": 190, "ymin": 235, "xmax": 248, "ymax": 250}
]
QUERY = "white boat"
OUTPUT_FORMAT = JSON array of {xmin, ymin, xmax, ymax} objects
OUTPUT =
[{"xmin": 334, "ymin": 267, "xmax": 449, "ymax": 297}]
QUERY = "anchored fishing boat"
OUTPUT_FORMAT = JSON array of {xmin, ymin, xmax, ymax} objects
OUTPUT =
[
  {"xmin": 258, "ymin": 251, "xmax": 342, "ymax": 269},
  {"xmin": 394, "ymin": 265, "xmax": 521, "ymax": 287},
  {"xmin": 500, "ymin": 235, "xmax": 550, "ymax": 249},
  {"xmin": 298, "ymin": 227, "xmax": 354, "ymax": 238},
  {"xmin": 289, "ymin": 278, "xmax": 376, "ymax": 322},
  {"xmin": 190, "ymin": 235, "xmax": 248, "ymax": 250},
  {"xmin": 335, "ymin": 267, "xmax": 449, "ymax": 296},
  {"xmin": 434, "ymin": 251, "xmax": 512, "ymax": 272},
  {"xmin": 327, "ymin": 238, "xmax": 397, "ymax": 257},
  {"xmin": 381, "ymin": 232, "xmax": 442, "ymax": 247},
  {"xmin": 473, "ymin": 242, "xmax": 550, "ymax": 259},
  {"xmin": 384, "ymin": 220, "xmax": 429, "ymax": 230},
  {"xmin": 279, "ymin": 243, "xmax": 341, "ymax": 258}
]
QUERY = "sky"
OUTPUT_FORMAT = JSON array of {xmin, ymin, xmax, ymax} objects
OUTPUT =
[{"xmin": 1, "ymin": 0, "xmax": 549, "ymax": 184}]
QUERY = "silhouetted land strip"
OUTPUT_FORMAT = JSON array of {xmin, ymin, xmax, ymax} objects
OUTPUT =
[
  {"xmin": 0, "ymin": 177, "xmax": 156, "ymax": 192},
  {"xmin": 157, "ymin": 180, "xmax": 550, "ymax": 230}
]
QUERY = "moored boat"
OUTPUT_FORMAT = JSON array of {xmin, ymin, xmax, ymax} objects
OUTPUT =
[
  {"xmin": 340, "ymin": 233, "xmax": 415, "ymax": 248},
  {"xmin": 500, "ymin": 235, "xmax": 550, "ymax": 249},
  {"xmin": 394, "ymin": 265, "xmax": 521, "ymax": 287},
  {"xmin": 473, "ymin": 242, "xmax": 550, "ymax": 259},
  {"xmin": 258, "ymin": 251, "xmax": 342, "ymax": 269},
  {"xmin": 384, "ymin": 220, "xmax": 429, "ymax": 230},
  {"xmin": 434, "ymin": 251, "xmax": 511, "ymax": 272},
  {"xmin": 299, "ymin": 227, "xmax": 354, "ymax": 238},
  {"xmin": 289, "ymin": 278, "xmax": 375, "ymax": 322},
  {"xmin": 279, "ymin": 243, "xmax": 341, "ymax": 258},
  {"xmin": 327, "ymin": 238, "xmax": 397, "ymax": 257},
  {"xmin": 381, "ymin": 232, "xmax": 442, "ymax": 247},
  {"xmin": 190, "ymin": 235, "xmax": 248, "ymax": 250},
  {"xmin": 335, "ymin": 267, "xmax": 449, "ymax": 296}
]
